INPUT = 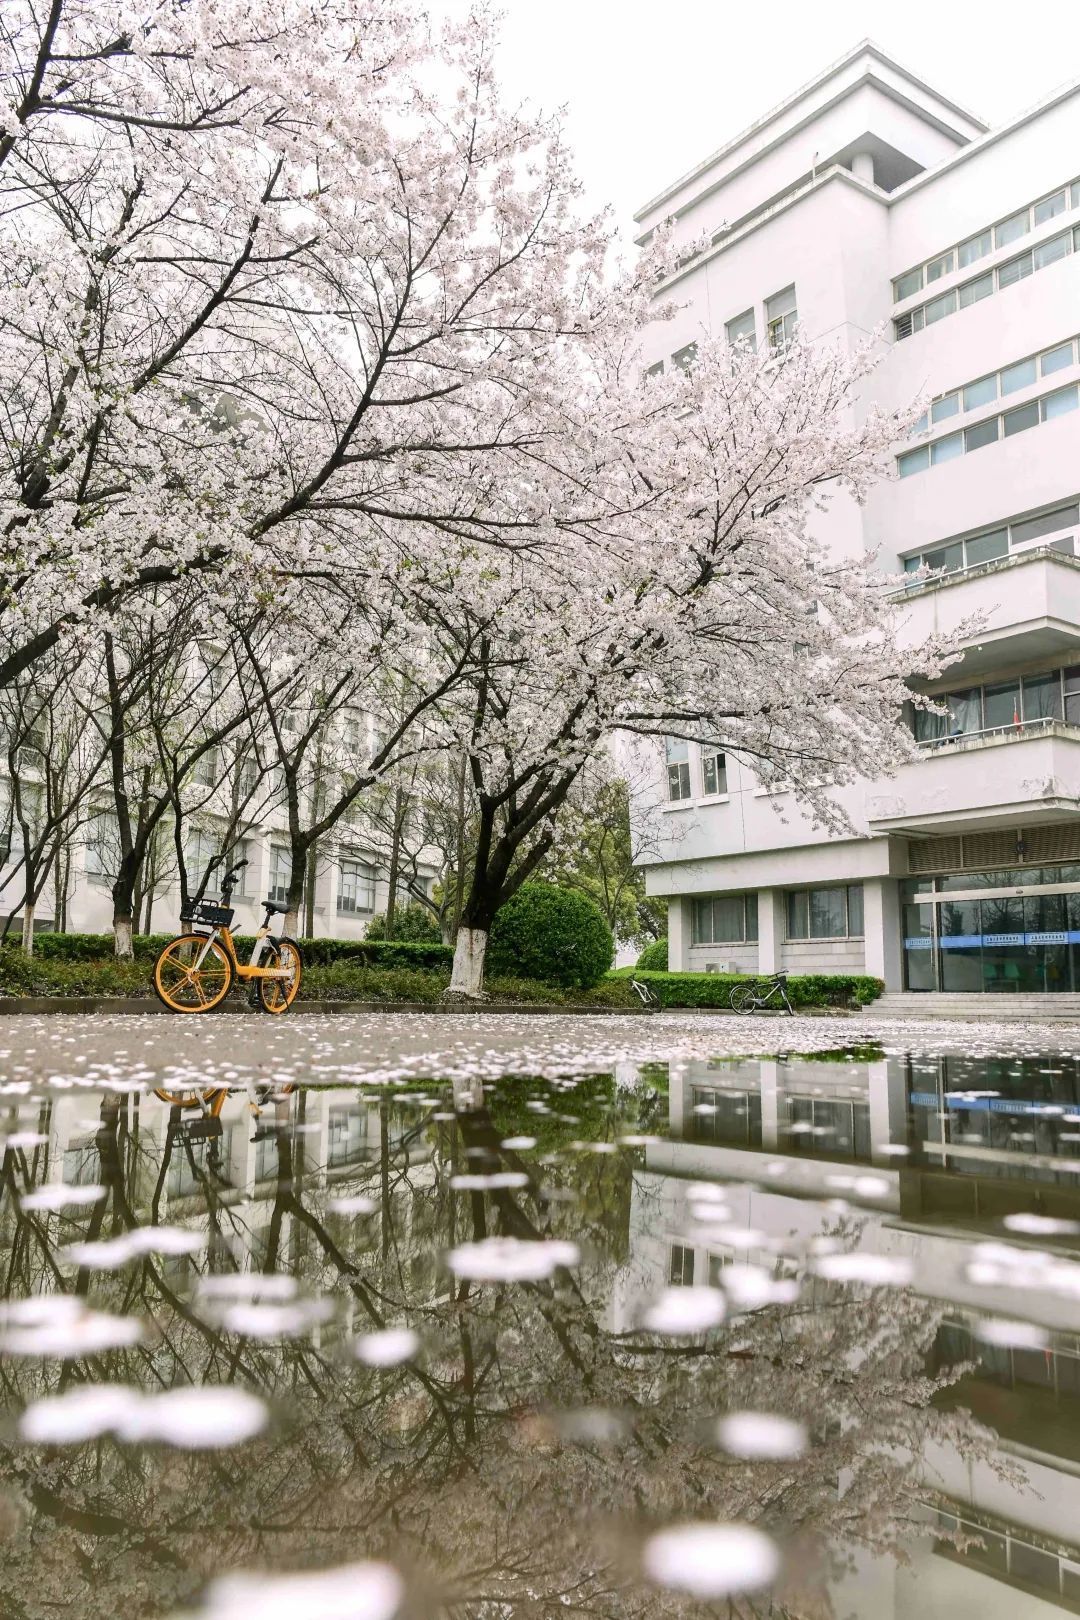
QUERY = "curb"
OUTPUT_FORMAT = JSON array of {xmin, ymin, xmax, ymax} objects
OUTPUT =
[{"xmin": 0, "ymin": 996, "xmax": 652, "ymax": 1017}]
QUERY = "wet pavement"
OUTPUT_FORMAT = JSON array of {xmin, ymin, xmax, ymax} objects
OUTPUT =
[{"xmin": 2, "ymin": 1014, "xmax": 1080, "ymax": 1616}]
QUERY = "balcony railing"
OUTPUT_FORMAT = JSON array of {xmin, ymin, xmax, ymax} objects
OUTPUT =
[
  {"xmin": 914, "ymin": 715, "xmax": 1077, "ymax": 752},
  {"xmin": 889, "ymin": 537, "xmax": 1080, "ymax": 601}
]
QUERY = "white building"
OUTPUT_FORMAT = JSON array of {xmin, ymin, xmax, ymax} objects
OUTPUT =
[{"xmin": 635, "ymin": 43, "xmax": 1080, "ymax": 999}]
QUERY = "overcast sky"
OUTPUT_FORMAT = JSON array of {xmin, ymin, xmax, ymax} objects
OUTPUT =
[{"xmin": 487, "ymin": 1, "xmax": 1080, "ymax": 239}]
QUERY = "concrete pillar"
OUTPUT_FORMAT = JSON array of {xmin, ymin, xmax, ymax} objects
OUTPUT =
[
  {"xmin": 668, "ymin": 896, "xmax": 689, "ymax": 971},
  {"xmin": 668, "ymin": 1062, "xmax": 686, "ymax": 1139},
  {"xmin": 851, "ymin": 150, "xmax": 875, "ymax": 184},
  {"xmin": 759, "ymin": 1059, "xmax": 780, "ymax": 1150},
  {"xmin": 868, "ymin": 1058, "xmax": 909, "ymax": 1162},
  {"xmin": 757, "ymin": 889, "xmax": 785, "ymax": 974},
  {"xmin": 863, "ymin": 878, "xmax": 903, "ymax": 990}
]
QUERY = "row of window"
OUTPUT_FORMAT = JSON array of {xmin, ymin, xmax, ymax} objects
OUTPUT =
[
  {"xmin": 911, "ymin": 664, "xmax": 1080, "ymax": 744},
  {"xmin": 84, "ymin": 815, "xmax": 383, "ymax": 914},
  {"xmin": 893, "ymin": 176, "xmax": 1080, "ymax": 302},
  {"xmin": 901, "ymin": 502, "xmax": 1079, "ymax": 581},
  {"xmin": 689, "ymin": 885, "xmax": 865, "ymax": 945},
  {"xmin": 894, "ymin": 225, "xmax": 1080, "ymax": 342},
  {"xmin": 649, "ymin": 285, "xmax": 798, "ymax": 377},
  {"xmin": 897, "ymin": 383, "xmax": 1079, "ymax": 478},
  {"xmin": 666, "ymin": 738, "xmax": 727, "ymax": 801},
  {"xmin": 910, "ymin": 335, "xmax": 1079, "ymax": 438}
]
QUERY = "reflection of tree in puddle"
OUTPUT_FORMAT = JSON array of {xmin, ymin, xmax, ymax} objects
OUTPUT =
[{"xmin": 0, "ymin": 1079, "xmax": 1002, "ymax": 1618}]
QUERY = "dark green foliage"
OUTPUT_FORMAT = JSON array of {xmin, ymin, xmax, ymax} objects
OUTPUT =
[
  {"xmin": 487, "ymin": 882, "xmax": 614, "ymax": 989},
  {"xmin": 628, "ymin": 970, "xmax": 884, "ymax": 1008},
  {"xmin": 635, "ymin": 937, "xmax": 668, "ymax": 972},
  {"xmin": 23, "ymin": 930, "xmax": 453, "ymax": 970},
  {"xmin": 363, "ymin": 905, "xmax": 443, "ymax": 944}
]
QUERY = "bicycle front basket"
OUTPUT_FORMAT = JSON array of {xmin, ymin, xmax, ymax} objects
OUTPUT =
[{"xmin": 179, "ymin": 900, "xmax": 235, "ymax": 929}]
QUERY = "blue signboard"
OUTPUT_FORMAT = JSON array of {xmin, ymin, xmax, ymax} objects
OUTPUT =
[
  {"xmin": 904, "ymin": 931, "xmax": 1080, "ymax": 949},
  {"xmin": 910, "ymin": 1091, "xmax": 1069, "ymax": 1115}
]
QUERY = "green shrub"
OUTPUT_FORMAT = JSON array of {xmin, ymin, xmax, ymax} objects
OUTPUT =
[
  {"xmin": 363, "ymin": 905, "xmax": 443, "ymax": 944},
  {"xmin": 636, "ymin": 937, "xmax": 668, "ymax": 972},
  {"xmin": 487, "ymin": 883, "xmax": 614, "ymax": 989},
  {"xmin": 628, "ymin": 970, "xmax": 883, "ymax": 1009},
  {"xmin": 23, "ymin": 930, "xmax": 453, "ymax": 971}
]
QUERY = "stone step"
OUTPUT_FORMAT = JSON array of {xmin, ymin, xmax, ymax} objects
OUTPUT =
[{"xmin": 861, "ymin": 992, "xmax": 1080, "ymax": 1021}]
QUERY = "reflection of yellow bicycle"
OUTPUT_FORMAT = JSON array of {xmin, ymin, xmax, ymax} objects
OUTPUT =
[
  {"xmin": 153, "ymin": 1083, "xmax": 295, "ymax": 1110},
  {"xmin": 152, "ymin": 860, "xmax": 302, "ymax": 1015}
]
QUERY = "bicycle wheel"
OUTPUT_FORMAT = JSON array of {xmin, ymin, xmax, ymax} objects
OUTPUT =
[
  {"xmin": 257, "ymin": 937, "xmax": 302, "ymax": 1014},
  {"xmin": 153, "ymin": 1086, "xmax": 228, "ymax": 1111},
  {"xmin": 153, "ymin": 934, "xmax": 234, "ymax": 1013},
  {"xmin": 729, "ymin": 983, "xmax": 759, "ymax": 1015}
]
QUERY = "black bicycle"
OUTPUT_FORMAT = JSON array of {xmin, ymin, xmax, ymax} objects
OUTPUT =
[{"xmin": 729, "ymin": 972, "xmax": 794, "ymax": 1016}]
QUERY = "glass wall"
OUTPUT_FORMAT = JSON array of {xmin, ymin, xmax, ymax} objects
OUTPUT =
[{"xmin": 903, "ymin": 870, "xmax": 1080, "ymax": 991}]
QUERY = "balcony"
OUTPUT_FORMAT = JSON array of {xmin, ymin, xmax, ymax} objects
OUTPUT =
[
  {"xmin": 866, "ymin": 718, "xmax": 1080, "ymax": 833},
  {"xmin": 889, "ymin": 544, "xmax": 1080, "ymax": 678}
]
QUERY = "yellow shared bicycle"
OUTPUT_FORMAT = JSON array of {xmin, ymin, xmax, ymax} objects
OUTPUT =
[{"xmin": 152, "ymin": 859, "xmax": 302, "ymax": 1015}]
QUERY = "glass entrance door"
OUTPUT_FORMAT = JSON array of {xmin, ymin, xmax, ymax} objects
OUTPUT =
[{"xmin": 903, "ymin": 877, "xmax": 1080, "ymax": 992}]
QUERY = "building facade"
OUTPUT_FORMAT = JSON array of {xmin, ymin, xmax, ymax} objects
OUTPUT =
[{"xmin": 634, "ymin": 43, "xmax": 1080, "ymax": 995}]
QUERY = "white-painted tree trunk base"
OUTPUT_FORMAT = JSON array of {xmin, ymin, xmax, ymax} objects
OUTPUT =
[
  {"xmin": 446, "ymin": 927, "xmax": 489, "ymax": 998},
  {"xmin": 284, "ymin": 910, "xmax": 300, "ymax": 940},
  {"xmin": 114, "ymin": 917, "xmax": 134, "ymax": 960},
  {"xmin": 21, "ymin": 904, "xmax": 34, "ymax": 956}
]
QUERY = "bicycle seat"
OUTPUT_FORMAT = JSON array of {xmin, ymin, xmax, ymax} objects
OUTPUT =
[{"xmin": 262, "ymin": 899, "xmax": 289, "ymax": 915}]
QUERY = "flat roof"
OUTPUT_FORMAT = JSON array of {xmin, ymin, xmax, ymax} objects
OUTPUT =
[{"xmin": 634, "ymin": 39, "xmax": 987, "ymax": 224}]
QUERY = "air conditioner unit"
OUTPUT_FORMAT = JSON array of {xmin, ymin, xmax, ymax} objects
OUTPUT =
[{"xmin": 705, "ymin": 961, "xmax": 739, "ymax": 974}]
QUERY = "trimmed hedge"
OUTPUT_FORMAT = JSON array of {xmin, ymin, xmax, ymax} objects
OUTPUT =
[
  {"xmin": 628, "ymin": 970, "xmax": 884, "ymax": 1008},
  {"xmin": 21, "ymin": 931, "xmax": 453, "ymax": 971},
  {"xmin": 487, "ymin": 883, "xmax": 614, "ymax": 989},
  {"xmin": 635, "ymin": 937, "xmax": 668, "ymax": 972}
]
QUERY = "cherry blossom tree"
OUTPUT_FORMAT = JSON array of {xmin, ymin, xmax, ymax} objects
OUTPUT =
[{"xmin": 435, "ymin": 333, "xmax": 961, "ymax": 995}]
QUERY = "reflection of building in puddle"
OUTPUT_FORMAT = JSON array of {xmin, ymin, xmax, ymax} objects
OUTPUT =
[{"xmin": 613, "ymin": 1054, "xmax": 1080, "ymax": 1619}]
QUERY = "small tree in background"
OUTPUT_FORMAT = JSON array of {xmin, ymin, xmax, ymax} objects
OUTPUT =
[{"xmin": 486, "ymin": 882, "xmax": 614, "ymax": 991}]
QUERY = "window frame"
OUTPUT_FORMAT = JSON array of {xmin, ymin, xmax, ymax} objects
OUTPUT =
[{"xmin": 785, "ymin": 884, "xmax": 865, "ymax": 941}]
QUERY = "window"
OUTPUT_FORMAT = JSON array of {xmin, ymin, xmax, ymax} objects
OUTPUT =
[
  {"xmin": 1003, "ymin": 401, "xmax": 1039, "ymax": 436},
  {"xmin": 192, "ymin": 747, "xmax": 220, "ymax": 789},
  {"xmin": 1011, "ymin": 503, "xmax": 1079, "ymax": 546},
  {"xmin": 338, "ymin": 857, "xmax": 375, "ymax": 914},
  {"xmin": 925, "ymin": 251, "xmax": 953, "ymax": 282},
  {"xmin": 644, "ymin": 360, "xmax": 664, "ymax": 379},
  {"xmin": 1042, "ymin": 341, "xmax": 1074, "ymax": 375},
  {"xmin": 958, "ymin": 273, "xmax": 993, "ymax": 308},
  {"xmin": 983, "ymin": 680, "xmax": 1020, "ymax": 730},
  {"xmin": 786, "ymin": 885, "xmax": 864, "ymax": 940},
  {"xmin": 669, "ymin": 1244, "xmax": 695, "ymax": 1286},
  {"xmin": 672, "ymin": 341, "xmax": 698, "ymax": 372},
  {"xmin": 1001, "ymin": 357, "xmax": 1037, "ymax": 395},
  {"xmin": 898, "ymin": 447, "xmax": 928, "ymax": 478},
  {"xmin": 924, "ymin": 289, "xmax": 956, "ymax": 325},
  {"xmin": 963, "ymin": 375, "xmax": 996, "ymax": 411},
  {"xmin": 893, "ymin": 268, "xmax": 922, "ymax": 301},
  {"xmin": 765, "ymin": 284, "xmax": 797, "ymax": 350},
  {"xmin": 84, "ymin": 812, "xmax": 120, "ymax": 884},
  {"xmin": 185, "ymin": 827, "xmax": 219, "ymax": 889},
  {"xmin": 701, "ymin": 750, "xmax": 727, "ymax": 796},
  {"xmin": 1023, "ymin": 672, "xmax": 1062, "ymax": 722},
  {"xmin": 965, "ymin": 418, "xmax": 998, "ymax": 452},
  {"xmin": 1034, "ymin": 230, "xmax": 1071, "ymax": 270},
  {"xmin": 1034, "ymin": 190, "xmax": 1067, "ymax": 225},
  {"xmin": 691, "ymin": 893, "xmax": 758, "ymax": 945},
  {"xmin": 665, "ymin": 738, "xmax": 691, "ymax": 801},
  {"xmin": 725, "ymin": 309, "xmax": 756, "ymax": 349},
  {"xmin": 924, "ymin": 542, "xmax": 964, "ymax": 574},
  {"xmin": 1043, "ymin": 384, "xmax": 1080, "ymax": 420},
  {"xmin": 965, "ymin": 529, "xmax": 1008, "ymax": 566},
  {"xmin": 930, "ymin": 393, "xmax": 959, "ymax": 424},
  {"xmin": 998, "ymin": 251, "xmax": 1032, "ymax": 288},
  {"xmin": 958, "ymin": 230, "xmax": 991, "ymax": 267},
  {"xmin": 269, "ymin": 845, "xmax": 292, "ymax": 905},
  {"xmin": 930, "ymin": 433, "xmax": 962, "ymax": 465},
  {"xmin": 996, "ymin": 209, "xmax": 1028, "ymax": 248}
]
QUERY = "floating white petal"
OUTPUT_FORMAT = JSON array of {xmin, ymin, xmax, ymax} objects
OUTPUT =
[
  {"xmin": 352, "ymin": 1328, "xmax": 419, "ymax": 1367},
  {"xmin": 812, "ymin": 1253, "xmax": 913, "ymax": 1286},
  {"xmin": 714, "ymin": 1411, "xmax": 808, "ymax": 1460},
  {"xmin": 643, "ymin": 1522, "xmax": 779, "ymax": 1597},
  {"xmin": 445, "ymin": 1238, "xmax": 580, "ymax": 1281},
  {"xmin": 640, "ymin": 1287, "xmax": 726, "ymax": 1335},
  {"xmin": 21, "ymin": 1183, "xmax": 107, "ymax": 1211},
  {"xmin": 182, "ymin": 1561, "xmax": 404, "ymax": 1620}
]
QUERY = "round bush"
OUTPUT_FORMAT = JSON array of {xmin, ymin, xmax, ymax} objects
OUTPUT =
[
  {"xmin": 636, "ymin": 936, "xmax": 668, "ymax": 972},
  {"xmin": 364, "ymin": 903, "xmax": 442, "ymax": 943},
  {"xmin": 486, "ymin": 883, "xmax": 614, "ymax": 990}
]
